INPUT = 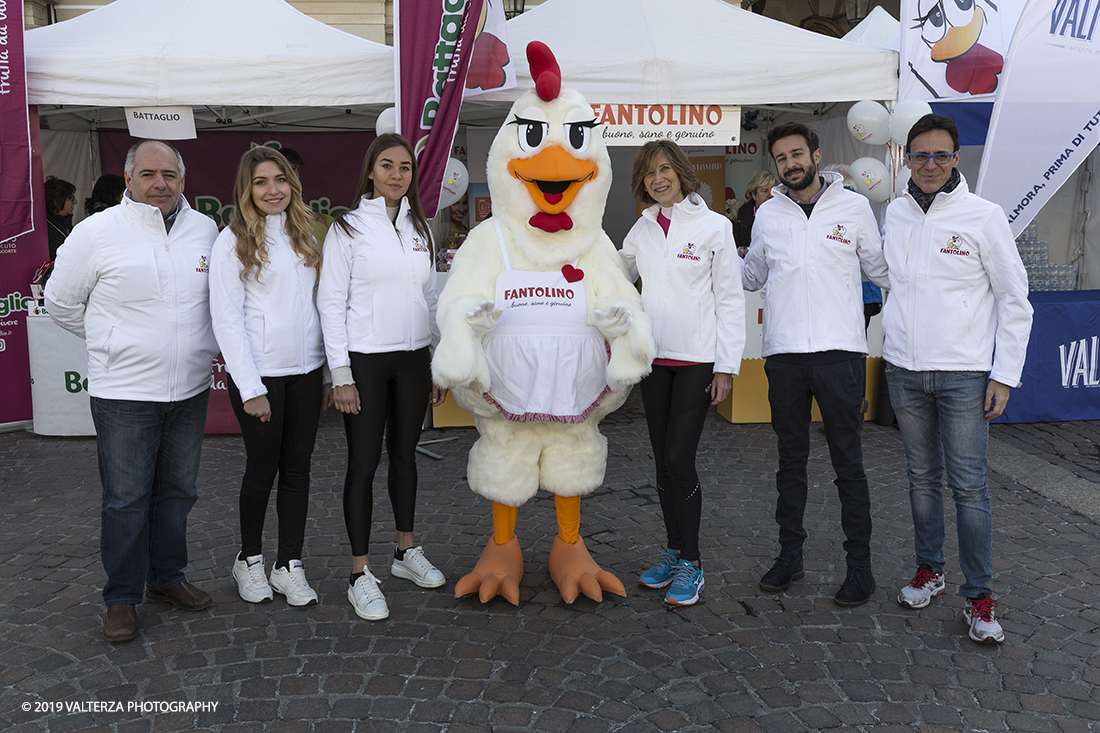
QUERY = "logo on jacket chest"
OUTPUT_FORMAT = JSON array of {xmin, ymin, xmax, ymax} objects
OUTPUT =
[
  {"xmin": 826, "ymin": 224, "xmax": 851, "ymax": 245},
  {"xmin": 196, "ymin": 255, "xmax": 210, "ymax": 273},
  {"xmin": 677, "ymin": 242, "xmax": 701, "ymax": 261},
  {"xmin": 940, "ymin": 235, "xmax": 971, "ymax": 257},
  {"xmin": 411, "ymin": 237, "xmax": 429, "ymax": 254}
]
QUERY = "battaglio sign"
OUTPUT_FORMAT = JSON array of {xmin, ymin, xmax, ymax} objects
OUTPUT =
[
  {"xmin": 124, "ymin": 106, "xmax": 197, "ymax": 140},
  {"xmin": 591, "ymin": 104, "xmax": 741, "ymax": 146}
]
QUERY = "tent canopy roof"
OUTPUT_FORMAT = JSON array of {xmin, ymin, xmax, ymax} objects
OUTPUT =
[
  {"xmin": 842, "ymin": 6, "xmax": 901, "ymax": 49},
  {"xmin": 473, "ymin": 0, "xmax": 898, "ymax": 105},
  {"xmin": 25, "ymin": 0, "xmax": 394, "ymax": 108}
]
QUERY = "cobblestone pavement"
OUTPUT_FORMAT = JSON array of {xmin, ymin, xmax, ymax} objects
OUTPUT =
[{"xmin": 2, "ymin": 390, "xmax": 1099, "ymax": 733}]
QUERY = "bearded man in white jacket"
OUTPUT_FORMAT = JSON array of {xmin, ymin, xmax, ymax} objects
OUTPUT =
[
  {"xmin": 45, "ymin": 140, "xmax": 219, "ymax": 643},
  {"xmin": 885, "ymin": 114, "xmax": 1032, "ymax": 644},
  {"xmin": 742, "ymin": 122, "xmax": 888, "ymax": 608}
]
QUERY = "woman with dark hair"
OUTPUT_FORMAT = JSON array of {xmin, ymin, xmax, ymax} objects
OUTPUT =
[
  {"xmin": 84, "ymin": 174, "xmax": 126, "ymax": 217},
  {"xmin": 210, "ymin": 146, "xmax": 331, "ymax": 607},
  {"xmin": 318, "ymin": 133, "xmax": 447, "ymax": 622},
  {"xmin": 44, "ymin": 176, "xmax": 77, "ymax": 260},
  {"xmin": 620, "ymin": 139, "xmax": 745, "ymax": 607}
]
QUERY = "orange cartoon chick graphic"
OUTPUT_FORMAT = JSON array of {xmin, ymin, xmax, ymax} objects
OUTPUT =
[{"xmin": 910, "ymin": 0, "xmax": 1004, "ymax": 97}]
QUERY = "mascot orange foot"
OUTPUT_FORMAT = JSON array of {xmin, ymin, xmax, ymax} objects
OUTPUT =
[{"xmin": 455, "ymin": 497, "xmax": 625, "ymax": 605}]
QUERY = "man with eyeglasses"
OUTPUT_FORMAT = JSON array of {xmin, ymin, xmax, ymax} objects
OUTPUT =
[{"xmin": 882, "ymin": 113, "xmax": 1032, "ymax": 644}]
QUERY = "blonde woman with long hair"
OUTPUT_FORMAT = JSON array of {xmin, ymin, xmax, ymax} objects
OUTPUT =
[{"xmin": 210, "ymin": 146, "xmax": 332, "ymax": 607}]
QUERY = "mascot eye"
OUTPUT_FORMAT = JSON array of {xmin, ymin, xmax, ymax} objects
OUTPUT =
[
  {"xmin": 953, "ymin": 0, "xmax": 972, "ymax": 11},
  {"xmin": 517, "ymin": 121, "xmax": 549, "ymax": 153},
  {"xmin": 566, "ymin": 123, "xmax": 591, "ymax": 153}
]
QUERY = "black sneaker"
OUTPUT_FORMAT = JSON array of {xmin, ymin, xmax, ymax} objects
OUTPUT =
[
  {"xmin": 759, "ymin": 546, "xmax": 804, "ymax": 592},
  {"xmin": 834, "ymin": 564, "xmax": 876, "ymax": 606}
]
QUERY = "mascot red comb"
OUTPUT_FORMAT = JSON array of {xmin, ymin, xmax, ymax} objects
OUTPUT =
[{"xmin": 433, "ymin": 42, "xmax": 655, "ymax": 605}]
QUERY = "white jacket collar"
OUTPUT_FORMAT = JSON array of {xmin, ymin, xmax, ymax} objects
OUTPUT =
[
  {"xmin": 357, "ymin": 194, "xmax": 412, "ymax": 222},
  {"xmin": 642, "ymin": 192, "xmax": 709, "ymax": 222},
  {"xmin": 902, "ymin": 172, "xmax": 972, "ymax": 214},
  {"xmin": 121, "ymin": 191, "xmax": 190, "ymax": 225}
]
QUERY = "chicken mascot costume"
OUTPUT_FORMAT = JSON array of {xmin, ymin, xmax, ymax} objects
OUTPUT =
[{"xmin": 433, "ymin": 42, "xmax": 655, "ymax": 605}]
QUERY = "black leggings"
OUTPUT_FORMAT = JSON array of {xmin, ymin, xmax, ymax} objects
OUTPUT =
[
  {"xmin": 343, "ymin": 348, "xmax": 431, "ymax": 556},
  {"xmin": 228, "ymin": 368, "xmax": 324, "ymax": 568},
  {"xmin": 639, "ymin": 362, "xmax": 714, "ymax": 562}
]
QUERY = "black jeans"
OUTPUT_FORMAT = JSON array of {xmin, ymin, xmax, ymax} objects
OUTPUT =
[
  {"xmin": 764, "ymin": 357, "xmax": 871, "ymax": 564},
  {"xmin": 343, "ymin": 348, "xmax": 431, "ymax": 556},
  {"xmin": 228, "ymin": 368, "xmax": 324, "ymax": 568},
  {"xmin": 639, "ymin": 362, "xmax": 713, "ymax": 562}
]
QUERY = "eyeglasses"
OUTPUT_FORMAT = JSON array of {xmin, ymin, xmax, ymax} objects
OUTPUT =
[
  {"xmin": 907, "ymin": 151, "xmax": 958, "ymax": 166},
  {"xmin": 67, "ymin": 195, "xmax": 78, "ymax": 201}
]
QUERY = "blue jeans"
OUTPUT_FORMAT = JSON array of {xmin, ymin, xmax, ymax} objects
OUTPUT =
[
  {"xmin": 90, "ymin": 390, "xmax": 209, "ymax": 605},
  {"xmin": 886, "ymin": 365, "xmax": 992, "ymax": 598},
  {"xmin": 764, "ymin": 357, "xmax": 872, "ymax": 565}
]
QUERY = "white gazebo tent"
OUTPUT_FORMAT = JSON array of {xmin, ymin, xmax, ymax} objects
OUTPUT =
[
  {"xmin": 466, "ymin": 0, "xmax": 898, "ymax": 114},
  {"xmin": 25, "ymin": 0, "xmax": 396, "ymax": 205},
  {"xmin": 26, "ymin": 0, "xmax": 394, "ymax": 112}
]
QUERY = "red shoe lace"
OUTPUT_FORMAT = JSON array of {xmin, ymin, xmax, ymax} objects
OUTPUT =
[
  {"xmin": 909, "ymin": 566, "xmax": 939, "ymax": 589},
  {"xmin": 969, "ymin": 595, "xmax": 998, "ymax": 621}
]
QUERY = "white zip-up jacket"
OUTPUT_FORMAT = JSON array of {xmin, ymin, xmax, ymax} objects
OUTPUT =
[
  {"xmin": 742, "ymin": 171, "xmax": 888, "ymax": 357},
  {"xmin": 881, "ymin": 175, "xmax": 1033, "ymax": 386},
  {"xmin": 621, "ymin": 193, "xmax": 745, "ymax": 374},
  {"xmin": 318, "ymin": 196, "xmax": 439, "ymax": 374},
  {"xmin": 209, "ymin": 213, "xmax": 328, "ymax": 402},
  {"xmin": 45, "ymin": 194, "xmax": 219, "ymax": 401}
]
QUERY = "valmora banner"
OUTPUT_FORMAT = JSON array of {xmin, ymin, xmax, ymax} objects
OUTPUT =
[
  {"xmin": 1, "ymin": 1, "xmax": 33, "ymax": 245},
  {"xmin": 463, "ymin": 0, "xmax": 515, "ymax": 99},
  {"xmin": 395, "ymin": 0, "xmax": 484, "ymax": 218},
  {"xmin": 975, "ymin": 0, "xmax": 1100, "ymax": 237},
  {"xmin": 899, "ymin": 0, "xmax": 1026, "ymax": 102}
]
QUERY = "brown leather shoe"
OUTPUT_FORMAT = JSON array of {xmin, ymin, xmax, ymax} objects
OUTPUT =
[
  {"xmin": 103, "ymin": 604, "xmax": 137, "ymax": 642},
  {"xmin": 144, "ymin": 581, "xmax": 212, "ymax": 611}
]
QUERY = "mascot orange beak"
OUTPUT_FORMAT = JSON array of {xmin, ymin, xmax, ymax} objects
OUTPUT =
[
  {"xmin": 931, "ymin": 5, "xmax": 984, "ymax": 62},
  {"xmin": 508, "ymin": 146, "xmax": 598, "ymax": 216}
]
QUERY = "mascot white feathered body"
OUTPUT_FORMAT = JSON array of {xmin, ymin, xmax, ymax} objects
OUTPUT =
[{"xmin": 432, "ymin": 42, "xmax": 654, "ymax": 605}]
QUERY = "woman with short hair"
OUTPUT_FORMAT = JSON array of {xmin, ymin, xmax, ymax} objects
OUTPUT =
[
  {"xmin": 621, "ymin": 139, "xmax": 746, "ymax": 607},
  {"xmin": 44, "ymin": 175, "xmax": 77, "ymax": 260}
]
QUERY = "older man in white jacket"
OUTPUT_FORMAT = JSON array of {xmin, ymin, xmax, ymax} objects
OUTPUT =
[
  {"xmin": 742, "ymin": 122, "xmax": 888, "ymax": 608},
  {"xmin": 885, "ymin": 114, "xmax": 1032, "ymax": 645},
  {"xmin": 45, "ymin": 140, "xmax": 219, "ymax": 643}
]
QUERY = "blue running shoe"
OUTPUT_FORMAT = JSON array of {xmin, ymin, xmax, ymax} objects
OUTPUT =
[
  {"xmin": 639, "ymin": 549, "xmax": 680, "ymax": 588},
  {"xmin": 665, "ymin": 559, "xmax": 704, "ymax": 606}
]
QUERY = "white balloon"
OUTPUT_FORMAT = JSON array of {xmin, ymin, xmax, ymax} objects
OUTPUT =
[
  {"xmin": 850, "ymin": 157, "xmax": 891, "ymax": 202},
  {"xmin": 375, "ymin": 107, "xmax": 397, "ymax": 136},
  {"xmin": 889, "ymin": 98, "xmax": 934, "ymax": 146},
  {"xmin": 894, "ymin": 167, "xmax": 911, "ymax": 200},
  {"xmin": 846, "ymin": 100, "xmax": 891, "ymax": 146},
  {"xmin": 438, "ymin": 157, "xmax": 469, "ymax": 209}
]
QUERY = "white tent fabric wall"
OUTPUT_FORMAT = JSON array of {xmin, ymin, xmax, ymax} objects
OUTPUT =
[{"xmin": 41, "ymin": 131, "xmax": 99, "ymax": 228}]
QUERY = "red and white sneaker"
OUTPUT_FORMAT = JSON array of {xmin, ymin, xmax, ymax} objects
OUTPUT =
[
  {"xmin": 897, "ymin": 565, "xmax": 946, "ymax": 609},
  {"xmin": 964, "ymin": 593, "xmax": 1005, "ymax": 644}
]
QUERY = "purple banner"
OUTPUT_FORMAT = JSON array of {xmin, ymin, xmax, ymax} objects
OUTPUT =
[
  {"xmin": 0, "ymin": 106, "xmax": 46, "ymax": 427},
  {"xmin": 395, "ymin": 0, "xmax": 484, "ymax": 218},
  {"xmin": 1, "ymin": 0, "xmax": 33, "ymax": 244}
]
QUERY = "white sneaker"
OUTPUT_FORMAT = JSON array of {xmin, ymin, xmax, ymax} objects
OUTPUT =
[
  {"xmin": 964, "ymin": 594, "xmax": 1005, "ymax": 644},
  {"xmin": 348, "ymin": 572, "xmax": 389, "ymax": 621},
  {"xmin": 269, "ymin": 560, "xmax": 319, "ymax": 607},
  {"xmin": 897, "ymin": 565, "xmax": 946, "ymax": 609},
  {"xmin": 232, "ymin": 553, "xmax": 273, "ymax": 603},
  {"xmin": 390, "ymin": 546, "xmax": 446, "ymax": 588}
]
